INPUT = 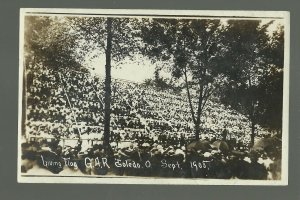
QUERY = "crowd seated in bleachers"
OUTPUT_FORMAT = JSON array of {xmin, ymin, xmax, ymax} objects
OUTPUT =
[{"xmin": 21, "ymin": 63, "xmax": 281, "ymax": 179}]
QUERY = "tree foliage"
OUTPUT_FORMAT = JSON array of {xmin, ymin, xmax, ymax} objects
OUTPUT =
[
  {"xmin": 24, "ymin": 16, "xmax": 83, "ymax": 71},
  {"xmin": 257, "ymin": 26, "xmax": 284, "ymax": 132},
  {"xmin": 68, "ymin": 17, "xmax": 142, "ymax": 65},
  {"xmin": 218, "ymin": 20, "xmax": 284, "ymax": 145},
  {"xmin": 141, "ymin": 18, "xmax": 227, "ymax": 140}
]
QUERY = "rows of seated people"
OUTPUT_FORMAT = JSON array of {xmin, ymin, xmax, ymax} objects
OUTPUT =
[
  {"xmin": 26, "ymin": 64, "xmax": 69, "ymax": 124},
  {"xmin": 103, "ymin": 78, "xmax": 265, "ymax": 142},
  {"xmin": 25, "ymin": 63, "xmax": 268, "ymax": 147}
]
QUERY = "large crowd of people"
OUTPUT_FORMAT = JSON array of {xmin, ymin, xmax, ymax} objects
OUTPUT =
[
  {"xmin": 21, "ymin": 63, "xmax": 282, "ymax": 180},
  {"xmin": 21, "ymin": 133, "xmax": 281, "ymax": 179}
]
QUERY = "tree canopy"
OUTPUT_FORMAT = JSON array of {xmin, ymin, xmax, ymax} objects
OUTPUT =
[
  {"xmin": 24, "ymin": 16, "xmax": 84, "ymax": 71},
  {"xmin": 218, "ymin": 20, "xmax": 284, "ymax": 145},
  {"xmin": 141, "ymin": 18, "xmax": 229, "ymax": 140}
]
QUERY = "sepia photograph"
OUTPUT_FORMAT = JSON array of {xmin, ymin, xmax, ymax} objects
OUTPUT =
[{"xmin": 18, "ymin": 8, "xmax": 289, "ymax": 185}]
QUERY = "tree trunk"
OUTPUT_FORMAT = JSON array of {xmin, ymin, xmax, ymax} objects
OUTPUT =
[
  {"xmin": 103, "ymin": 18, "xmax": 113, "ymax": 148},
  {"xmin": 195, "ymin": 83, "xmax": 204, "ymax": 141},
  {"xmin": 23, "ymin": 67, "xmax": 27, "ymax": 140},
  {"xmin": 183, "ymin": 68, "xmax": 196, "ymax": 124},
  {"xmin": 195, "ymin": 122, "xmax": 200, "ymax": 140},
  {"xmin": 250, "ymin": 120, "xmax": 255, "ymax": 147}
]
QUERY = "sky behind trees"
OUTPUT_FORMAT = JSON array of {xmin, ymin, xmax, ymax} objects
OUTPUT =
[{"xmin": 86, "ymin": 18, "xmax": 283, "ymax": 83}]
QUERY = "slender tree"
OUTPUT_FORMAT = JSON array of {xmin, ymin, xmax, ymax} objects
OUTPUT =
[
  {"xmin": 69, "ymin": 17, "xmax": 141, "ymax": 148},
  {"xmin": 141, "ymin": 18, "xmax": 226, "ymax": 140},
  {"xmin": 103, "ymin": 18, "xmax": 113, "ymax": 148}
]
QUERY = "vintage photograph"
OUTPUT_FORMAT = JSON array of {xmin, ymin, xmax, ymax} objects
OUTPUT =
[{"xmin": 18, "ymin": 9, "xmax": 289, "ymax": 185}]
